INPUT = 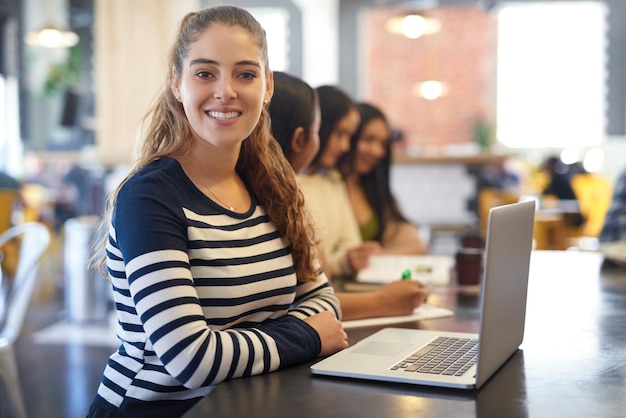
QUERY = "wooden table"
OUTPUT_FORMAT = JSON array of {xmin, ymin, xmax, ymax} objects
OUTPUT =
[{"xmin": 184, "ymin": 251, "xmax": 626, "ymax": 418}]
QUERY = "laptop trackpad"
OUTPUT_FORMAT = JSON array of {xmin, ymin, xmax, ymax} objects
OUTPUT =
[{"xmin": 352, "ymin": 341, "xmax": 413, "ymax": 356}]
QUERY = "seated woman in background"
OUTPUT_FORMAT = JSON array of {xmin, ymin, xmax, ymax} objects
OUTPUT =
[
  {"xmin": 269, "ymin": 71, "xmax": 428, "ymax": 321},
  {"xmin": 339, "ymin": 102, "xmax": 427, "ymax": 255},
  {"xmin": 297, "ymin": 84, "xmax": 381, "ymax": 277},
  {"xmin": 541, "ymin": 155, "xmax": 584, "ymax": 227}
]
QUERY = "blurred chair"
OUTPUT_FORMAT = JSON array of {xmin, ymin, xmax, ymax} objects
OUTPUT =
[
  {"xmin": 19, "ymin": 183, "xmax": 50, "ymax": 224},
  {"xmin": 533, "ymin": 208, "xmax": 568, "ymax": 250},
  {"xmin": 0, "ymin": 191, "xmax": 18, "ymax": 235},
  {"xmin": 570, "ymin": 173, "xmax": 613, "ymax": 238},
  {"xmin": 0, "ymin": 222, "xmax": 50, "ymax": 418},
  {"xmin": 477, "ymin": 187, "xmax": 520, "ymax": 238},
  {"xmin": 0, "ymin": 191, "xmax": 19, "ymax": 280}
]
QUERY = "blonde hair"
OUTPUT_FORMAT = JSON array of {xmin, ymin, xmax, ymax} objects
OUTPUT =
[{"xmin": 90, "ymin": 6, "xmax": 320, "ymax": 282}]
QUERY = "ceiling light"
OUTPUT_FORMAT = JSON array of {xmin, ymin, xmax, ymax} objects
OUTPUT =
[
  {"xmin": 413, "ymin": 80, "xmax": 449, "ymax": 100},
  {"xmin": 386, "ymin": 13, "xmax": 441, "ymax": 39},
  {"xmin": 25, "ymin": 25, "xmax": 79, "ymax": 48}
]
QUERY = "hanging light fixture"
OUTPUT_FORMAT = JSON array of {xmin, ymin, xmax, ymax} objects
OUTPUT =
[
  {"xmin": 383, "ymin": 0, "xmax": 440, "ymax": 39},
  {"xmin": 25, "ymin": 0, "xmax": 79, "ymax": 48},
  {"xmin": 25, "ymin": 26, "xmax": 79, "ymax": 48},
  {"xmin": 413, "ymin": 80, "xmax": 449, "ymax": 100},
  {"xmin": 385, "ymin": 13, "xmax": 441, "ymax": 39}
]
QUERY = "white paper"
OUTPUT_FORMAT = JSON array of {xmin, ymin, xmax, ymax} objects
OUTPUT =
[
  {"xmin": 356, "ymin": 254, "xmax": 454, "ymax": 286},
  {"xmin": 342, "ymin": 303, "xmax": 454, "ymax": 329}
]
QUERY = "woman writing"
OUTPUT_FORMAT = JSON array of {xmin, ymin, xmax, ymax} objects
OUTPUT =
[{"xmin": 87, "ymin": 7, "xmax": 347, "ymax": 417}]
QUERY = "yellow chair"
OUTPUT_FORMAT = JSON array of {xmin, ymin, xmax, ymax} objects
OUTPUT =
[
  {"xmin": 19, "ymin": 183, "xmax": 50, "ymax": 223},
  {"xmin": 477, "ymin": 188, "xmax": 520, "ymax": 238},
  {"xmin": 570, "ymin": 173, "xmax": 613, "ymax": 238},
  {"xmin": 0, "ymin": 190, "xmax": 18, "ymax": 234},
  {"xmin": 0, "ymin": 190, "xmax": 19, "ymax": 278}
]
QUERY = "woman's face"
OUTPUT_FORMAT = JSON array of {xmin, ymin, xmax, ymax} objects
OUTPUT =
[
  {"xmin": 319, "ymin": 108, "xmax": 360, "ymax": 168},
  {"xmin": 353, "ymin": 117, "xmax": 390, "ymax": 176},
  {"xmin": 171, "ymin": 23, "xmax": 273, "ymax": 151}
]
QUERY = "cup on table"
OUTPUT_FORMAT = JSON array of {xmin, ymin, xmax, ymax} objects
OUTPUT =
[
  {"xmin": 460, "ymin": 233, "xmax": 485, "ymax": 250},
  {"xmin": 455, "ymin": 248, "xmax": 483, "ymax": 293}
]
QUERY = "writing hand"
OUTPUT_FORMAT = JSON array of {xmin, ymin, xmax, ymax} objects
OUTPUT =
[
  {"xmin": 347, "ymin": 241, "xmax": 381, "ymax": 272},
  {"xmin": 373, "ymin": 280, "xmax": 429, "ymax": 317}
]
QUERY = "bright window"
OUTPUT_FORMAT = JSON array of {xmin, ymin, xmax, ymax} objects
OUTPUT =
[
  {"xmin": 247, "ymin": 8, "xmax": 290, "ymax": 71},
  {"xmin": 496, "ymin": 2, "xmax": 608, "ymax": 148}
]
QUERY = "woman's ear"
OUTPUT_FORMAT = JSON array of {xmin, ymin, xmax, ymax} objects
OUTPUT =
[
  {"xmin": 290, "ymin": 127, "xmax": 306, "ymax": 154},
  {"xmin": 265, "ymin": 71, "xmax": 274, "ymax": 104},
  {"xmin": 170, "ymin": 67, "xmax": 181, "ymax": 101}
]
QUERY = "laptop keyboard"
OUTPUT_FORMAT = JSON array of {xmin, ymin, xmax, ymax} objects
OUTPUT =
[{"xmin": 391, "ymin": 336, "xmax": 479, "ymax": 376}]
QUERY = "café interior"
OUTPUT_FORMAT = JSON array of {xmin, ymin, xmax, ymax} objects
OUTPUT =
[{"xmin": 1, "ymin": 0, "xmax": 626, "ymax": 417}]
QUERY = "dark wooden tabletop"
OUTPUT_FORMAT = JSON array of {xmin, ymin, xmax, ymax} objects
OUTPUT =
[{"xmin": 184, "ymin": 251, "xmax": 626, "ymax": 418}]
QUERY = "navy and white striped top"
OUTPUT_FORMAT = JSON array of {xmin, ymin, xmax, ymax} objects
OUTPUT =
[{"xmin": 91, "ymin": 157, "xmax": 341, "ymax": 417}]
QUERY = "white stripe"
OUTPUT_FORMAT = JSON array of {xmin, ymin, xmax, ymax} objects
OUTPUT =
[{"xmin": 125, "ymin": 249, "xmax": 189, "ymax": 277}]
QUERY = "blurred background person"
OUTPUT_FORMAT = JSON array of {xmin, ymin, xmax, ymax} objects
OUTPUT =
[
  {"xmin": 269, "ymin": 72, "xmax": 428, "ymax": 320},
  {"xmin": 599, "ymin": 165, "xmax": 626, "ymax": 267},
  {"xmin": 339, "ymin": 102, "xmax": 427, "ymax": 255},
  {"xmin": 298, "ymin": 85, "xmax": 381, "ymax": 276},
  {"xmin": 541, "ymin": 155, "xmax": 584, "ymax": 228}
]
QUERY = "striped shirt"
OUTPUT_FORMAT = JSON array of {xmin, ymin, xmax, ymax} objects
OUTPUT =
[{"xmin": 91, "ymin": 157, "xmax": 341, "ymax": 417}]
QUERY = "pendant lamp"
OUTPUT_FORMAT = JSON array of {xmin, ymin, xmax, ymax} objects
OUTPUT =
[{"xmin": 25, "ymin": 0, "xmax": 79, "ymax": 48}]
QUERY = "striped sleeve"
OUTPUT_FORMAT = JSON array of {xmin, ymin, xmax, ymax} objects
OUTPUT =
[{"xmin": 121, "ymin": 247, "xmax": 324, "ymax": 388}]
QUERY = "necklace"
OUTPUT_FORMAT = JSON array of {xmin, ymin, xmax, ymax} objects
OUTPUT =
[{"xmin": 206, "ymin": 186, "xmax": 238, "ymax": 212}]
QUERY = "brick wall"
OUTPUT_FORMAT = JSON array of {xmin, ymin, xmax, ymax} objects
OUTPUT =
[{"xmin": 361, "ymin": 6, "xmax": 498, "ymax": 150}]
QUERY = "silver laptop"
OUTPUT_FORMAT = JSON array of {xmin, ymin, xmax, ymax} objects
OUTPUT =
[{"xmin": 311, "ymin": 200, "xmax": 536, "ymax": 390}]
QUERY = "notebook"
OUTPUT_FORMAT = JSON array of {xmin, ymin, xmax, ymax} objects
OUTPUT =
[
  {"xmin": 342, "ymin": 303, "xmax": 454, "ymax": 330},
  {"xmin": 311, "ymin": 200, "xmax": 536, "ymax": 390},
  {"xmin": 354, "ymin": 254, "xmax": 454, "ymax": 287}
]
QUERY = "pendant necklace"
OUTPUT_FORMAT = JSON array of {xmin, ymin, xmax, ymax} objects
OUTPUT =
[{"xmin": 206, "ymin": 186, "xmax": 238, "ymax": 212}]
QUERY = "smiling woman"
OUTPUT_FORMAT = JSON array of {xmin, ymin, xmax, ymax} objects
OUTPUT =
[
  {"xmin": 86, "ymin": 6, "xmax": 347, "ymax": 417},
  {"xmin": 339, "ymin": 102, "xmax": 427, "ymax": 256}
]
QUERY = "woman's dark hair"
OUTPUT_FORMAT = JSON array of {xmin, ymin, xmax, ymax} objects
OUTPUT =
[
  {"xmin": 310, "ymin": 85, "xmax": 355, "ymax": 170},
  {"xmin": 268, "ymin": 71, "xmax": 317, "ymax": 161},
  {"xmin": 339, "ymin": 102, "xmax": 409, "ymax": 239}
]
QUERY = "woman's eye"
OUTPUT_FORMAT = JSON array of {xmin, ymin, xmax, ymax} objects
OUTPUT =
[
  {"xmin": 239, "ymin": 71, "xmax": 257, "ymax": 80},
  {"xmin": 196, "ymin": 70, "xmax": 212, "ymax": 79}
]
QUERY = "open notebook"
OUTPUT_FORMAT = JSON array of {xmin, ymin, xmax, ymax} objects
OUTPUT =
[
  {"xmin": 353, "ymin": 254, "xmax": 454, "ymax": 288},
  {"xmin": 312, "ymin": 200, "xmax": 536, "ymax": 389}
]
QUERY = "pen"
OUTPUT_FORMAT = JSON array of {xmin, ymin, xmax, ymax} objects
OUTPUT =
[{"xmin": 401, "ymin": 269, "xmax": 412, "ymax": 280}]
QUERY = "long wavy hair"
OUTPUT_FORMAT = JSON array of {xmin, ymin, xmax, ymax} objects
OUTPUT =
[
  {"xmin": 338, "ymin": 102, "xmax": 409, "ymax": 240},
  {"xmin": 90, "ymin": 6, "xmax": 320, "ymax": 282}
]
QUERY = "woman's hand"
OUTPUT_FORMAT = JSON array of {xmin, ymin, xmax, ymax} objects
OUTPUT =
[
  {"xmin": 347, "ymin": 241, "xmax": 381, "ymax": 272},
  {"xmin": 373, "ymin": 279, "xmax": 429, "ymax": 317},
  {"xmin": 304, "ymin": 311, "xmax": 349, "ymax": 356}
]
